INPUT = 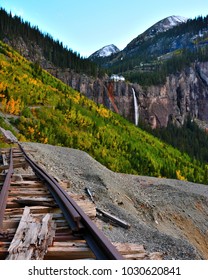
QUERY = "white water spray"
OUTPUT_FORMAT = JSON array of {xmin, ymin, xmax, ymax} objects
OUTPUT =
[{"xmin": 132, "ymin": 88, "xmax": 139, "ymax": 126}]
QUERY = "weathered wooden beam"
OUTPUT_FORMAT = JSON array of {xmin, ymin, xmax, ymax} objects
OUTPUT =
[
  {"xmin": 4, "ymin": 206, "xmax": 54, "ymax": 216},
  {"xmin": 114, "ymin": 243, "xmax": 163, "ymax": 260},
  {"xmin": 124, "ymin": 253, "xmax": 148, "ymax": 260},
  {"xmin": 149, "ymin": 252, "xmax": 164, "ymax": 260},
  {"xmin": 96, "ymin": 208, "xmax": 131, "ymax": 229},
  {"xmin": 10, "ymin": 181, "xmax": 43, "ymax": 187},
  {"xmin": 46, "ymin": 241, "xmax": 95, "ymax": 260},
  {"xmin": 6, "ymin": 206, "xmax": 56, "ymax": 260},
  {"xmin": 114, "ymin": 243, "xmax": 145, "ymax": 254},
  {"xmin": 0, "ymin": 163, "xmax": 27, "ymax": 171},
  {"xmin": 8, "ymin": 190, "xmax": 50, "ymax": 197},
  {"xmin": 14, "ymin": 197, "xmax": 57, "ymax": 207}
]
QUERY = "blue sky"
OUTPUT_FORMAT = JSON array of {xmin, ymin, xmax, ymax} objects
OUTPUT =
[{"xmin": 1, "ymin": 0, "xmax": 208, "ymax": 57}]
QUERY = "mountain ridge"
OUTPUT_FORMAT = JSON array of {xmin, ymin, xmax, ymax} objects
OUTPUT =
[
  {"xmin": 126, "ymin": 15, "xmax": 188, "ymax": 50},
  {"xmin": 94, "ymin": 14, "xmax": 208, "ymax": 75},
  {"xmin": 90, "ymin": 15, "xmax": 188, "ymax": 60}
]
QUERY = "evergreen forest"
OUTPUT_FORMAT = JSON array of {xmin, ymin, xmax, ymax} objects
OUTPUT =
[
  {"xmin": 141, "ymin": 117, "xmax": 208, "ymax": 164},
  {"xmin": 0, "ymin": 8, "xmax": 104, "ymax": 77}
]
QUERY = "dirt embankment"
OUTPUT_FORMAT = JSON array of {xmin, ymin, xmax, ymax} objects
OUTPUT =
[{"xmin": 21, "ymin": 142, "xmax": 208, "ymax": 260}]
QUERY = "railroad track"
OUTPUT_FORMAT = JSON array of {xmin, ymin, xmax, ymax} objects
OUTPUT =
[
  {"xmin": 0, "ymin": 144, "xmax": 125, "ymax": 260},
  {"xmin": 0, "ymin": 128, "xmax": 163, "ymax": 260}
]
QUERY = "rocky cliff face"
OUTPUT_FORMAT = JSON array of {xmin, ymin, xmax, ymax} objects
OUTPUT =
[
  {"xmin": 133, "ymin": 62, "xmax": 208, "ymax": 128},
  {"xmin": 4, "ymin": 37, "xmax": 208, "ymax": 128},
  {"xmin": 48, "ymin": 62, "xmax": 208, "ymax": 128}
]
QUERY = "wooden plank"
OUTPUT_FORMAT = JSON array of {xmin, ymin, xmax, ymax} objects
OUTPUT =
[
  {"xmin": 11, "ymin": 181, "xmax": 43, "ymax": 187},
  {"xmin": 2, "ymin": 154, "xmax": 8, "ymax": 166},
  {"xmin": 113, "ymin": 243, "xmax": 163, "ymax": 260},
  {"xmin": 6, "ymin": 201, "xmax": 24, "ymax": 208},
  {"xmin": 74, "ymin": 200, "xmax": 96, "ymax": 218},
  {"xmin": 124, "ymin": 252, "xmax": 148, "ymax": 260},
  {"xmin": 96, "ymin": 208, "xmax": 131, "ymax": 229},
  {"xmin": 149, "ymin": 252, "xmax": 164, "ymax": 260},
  {"xmin": 46, "ymin": 241, "xmax": 95, "ymax": 260},
  {"xmin": 4, "ymin": 206, "xmax": 55, "ymax": 215},
  {"xmin": 0, "ymin": 174, "xmax": 6, "ymax": 181},
  {"xmin": 2, "ymin": 220, "xmax": 19, "ymax": 229},
  {"xmin": 6, "ymin": 206, "xmax": 56, "ymax": 260},
  {"xmin": 0, "ymin": 163, "xmax": 27, "ymax": 171},
  {"xmin": 8, "ymin": 190, "xmax": 50, "ymax": 197},
  {"xmin": 114, "ymin": 243, "xmax": 145, "ymax": 254},
  {"xmin": 14, "ymin": 197, "xmax": 56, "ymax": 207}
]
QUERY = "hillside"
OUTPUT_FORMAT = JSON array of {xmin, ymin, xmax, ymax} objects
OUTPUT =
[
  {"xmin": 0, "ymin": 8, "xmax": 103, "ymax": 78},
  {"xmin": 0, "ymin": 40, "xmax": 208, "ymax": 184}
]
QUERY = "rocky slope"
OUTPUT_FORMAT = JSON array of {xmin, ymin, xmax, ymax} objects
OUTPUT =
[
  {"xmin": 21, "ymin": 142, "xmax": 208, "ymax": 260},
  {"xmin": 48, "ymin": 61, "xmax": 208, "ymax": 128}
]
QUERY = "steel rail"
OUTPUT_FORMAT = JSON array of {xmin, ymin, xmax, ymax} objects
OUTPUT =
[
  {"xmin": 18, "ymin": 144, "xmax": 124, "ymax": 260},
  {"xmin": 0, "ymin": 148, "xmax": 13, "ymax": 230},
  {"xmin": 18, "ymin": 144, "xmax": 82, "ymax": 232}
]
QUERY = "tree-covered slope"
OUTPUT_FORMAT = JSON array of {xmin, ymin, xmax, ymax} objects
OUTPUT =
[
  {"xmin": 0, "ymin": 40, "xmax": 207, "ymax": 184},
  {"xmin": 0, "ymin": 8, "xmax": 103, "ymax": 77}
]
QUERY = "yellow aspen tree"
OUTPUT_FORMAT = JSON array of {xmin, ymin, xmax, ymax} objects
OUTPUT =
[{"xmin": 1, "ymin": 97, "xmax": 7, "ymax": 112}]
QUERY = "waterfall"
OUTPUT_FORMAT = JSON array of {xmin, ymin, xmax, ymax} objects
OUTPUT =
[{"xmin": 132, "ymin": 88, "xmax": 139, "ymax": 126}]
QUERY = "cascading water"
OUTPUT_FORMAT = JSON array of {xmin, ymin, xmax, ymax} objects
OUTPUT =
[{"xmin": 132, "ymin": 88, "xmax": 139, "ymax": 126}]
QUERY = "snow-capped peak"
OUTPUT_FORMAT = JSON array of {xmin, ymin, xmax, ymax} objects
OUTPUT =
[
  {"xmin": 147, "ymin": 15, "xmax": 188, "ymax": 35},
  {"xmin": 163, "ymin": 16, "xmax": 188, "ymax": 29},
  {"xmin": 89, "ymin": 44, "xmax": 120, "ymax": 59},
  {"xmin": 169, "ymin": 16, "xmax": 188, "ymax": 24}
]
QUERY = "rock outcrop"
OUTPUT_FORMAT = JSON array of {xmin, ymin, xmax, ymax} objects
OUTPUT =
[{"xmin": 48, "ymin": 62, "xmax": 208, "ymax": 128}]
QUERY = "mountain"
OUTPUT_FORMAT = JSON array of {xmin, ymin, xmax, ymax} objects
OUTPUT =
[
  {"xmin": 96, "ymin": 15, "xmax": 208, "ymax": 74},
  {"xmin": 126, "ymin": 15, "xmax": 188, "ymax": 50},
  {"xmin": 1, "ymin": 7, "xmax": 208, "ymax": 162},
  {"xmin": 92, "ymin": 15, "xmax": 189, "ymax": 67},
  {"xmin": 1, "ymin": 9, "xmax": 208, "ymax": 129},
  {"xmin": 89, "ymin": 44, "xmax": 120, "ymax": 60},
  {"xmin": 90, "ymin": 16, "xmax": 188, "ymax": 64},
  {"xmin": 127, "ymin": 15, "xmax": 188, "ymax": 49},
  {"xmin": 0, "ymin": 40, "xmax": 208, "ymax": 184}
]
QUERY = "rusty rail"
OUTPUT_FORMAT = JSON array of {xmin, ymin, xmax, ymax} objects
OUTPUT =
[
  {"xmin": 0, "ymin": 149, "xmax": 13, "ymax": 230},
  {"xmin": 18, "ymin": 144, "xmax": 124, "ymax": 260}
]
